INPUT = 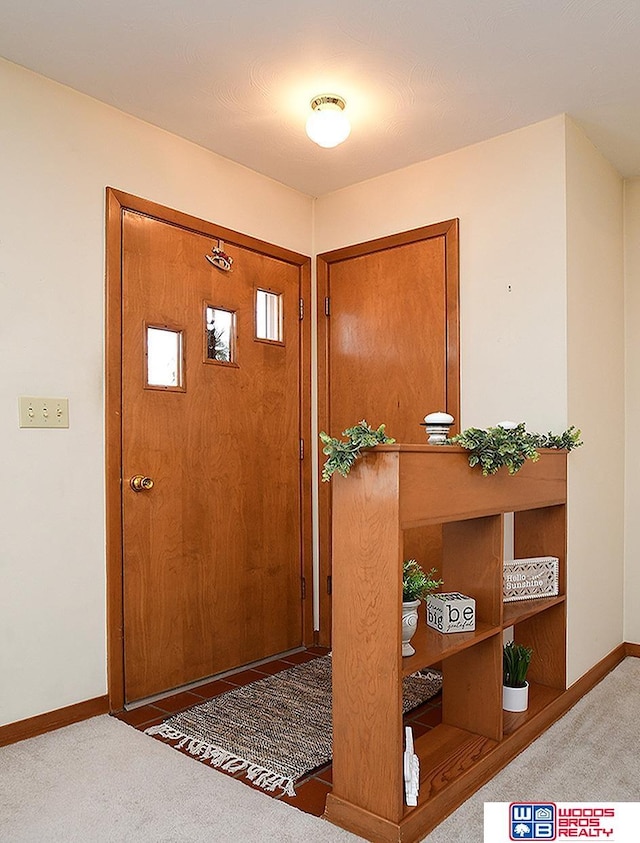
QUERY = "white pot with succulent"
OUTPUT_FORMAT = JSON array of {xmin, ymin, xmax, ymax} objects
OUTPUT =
[
  {"xmin": 402, "ymin": 560, "xmax": 443, "ymax": 657},
  {"xmin": 503, "ymin": 640, "xmax": 533, "ymax": 712}
]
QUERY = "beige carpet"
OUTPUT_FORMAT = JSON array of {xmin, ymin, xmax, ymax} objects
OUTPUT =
[
  {"xmin": 427, "ymin": 656, "xmax": 640, "ymax": 842},
  {"xmin": 0, "ymin": 714, "xmax": 360, "ymax": 843},
  {"xmin": 0, "ymin": 657, "xmax": 638, "ymax": 842}
]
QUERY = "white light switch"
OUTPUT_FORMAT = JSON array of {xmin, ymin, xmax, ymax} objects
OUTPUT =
[{"xmin": 19, "ymin": 397, "xmax": 69, "ymax": 428}]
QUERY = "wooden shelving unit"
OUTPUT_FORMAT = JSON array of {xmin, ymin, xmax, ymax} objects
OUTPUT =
[{"xmin": 325, "ymin": 445, "xmax": 567, "ymax": 843}]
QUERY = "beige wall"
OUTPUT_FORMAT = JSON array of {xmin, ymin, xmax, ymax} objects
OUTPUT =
[
  {"xmin": 315, "ymin": 116, "xmax": 568, "ymax": 431},
  {"xmin": 565, "ymin": 119, "xmax": 625, "ymax": 683},
  {"xmin": 624, "ymin": 177, "xmax": 640, "ymax": 644},
  {"xmin": 0, "ymin": 58, "xmax": 313, "ymax": 726}
]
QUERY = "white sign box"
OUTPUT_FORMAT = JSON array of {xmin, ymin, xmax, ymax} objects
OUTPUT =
[
  {"xmin": 503, "ymin": 556, "xmax": 559, "ymax": 602},
  {"xmin": 426, "ymin": 592, "xmax": 476, "ymax": 633}
]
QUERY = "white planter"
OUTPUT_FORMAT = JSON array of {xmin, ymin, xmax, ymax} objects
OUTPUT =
[
  {"xmin": 503, "ymin": 681, "xmax": 529, "ymax": 712},
  {"xmin": 402, "ymin": 599, "xmax": 421, "ymax": 656}
]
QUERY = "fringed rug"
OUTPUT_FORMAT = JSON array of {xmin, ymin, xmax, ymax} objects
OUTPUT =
[{"xmin": 146, "ymin": 655, "xmax": 441, "ymax": 797}]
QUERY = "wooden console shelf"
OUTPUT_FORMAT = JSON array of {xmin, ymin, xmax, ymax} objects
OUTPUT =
[
  {"xmin": 502, "ymin": 681, "xmax": 563, "ymax": 736},
  {"xmin": 410, "ymin": 723, "xmax": 498, "ymax": 804},
  {"xmin": 402, "ymin": 622, "xmax": 500, "ymax": 677},
  {"xmin": 325, "ymin": 446, "xmax": 567, "ymax": 843},
  {"xmin": 503, "ymin": 595, "xmax": 566, "ymax": 628}
]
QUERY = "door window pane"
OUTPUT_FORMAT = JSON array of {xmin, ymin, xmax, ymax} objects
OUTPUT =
[
  {"xmin": 256, "ymin": 289, "xmax": 283, "ymax": 343},
  {"xmin": 206, "ymin": 306, "xmax": 235, "ymax": 363},
  {"xmin": 147, "ymin": 326, "xmax": 183, "ymax": 388}
]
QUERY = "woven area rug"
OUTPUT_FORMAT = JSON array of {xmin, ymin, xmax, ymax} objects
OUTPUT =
[{"xmin": 146, "ymin": 655, "xmax": 441, "ymax": 797}]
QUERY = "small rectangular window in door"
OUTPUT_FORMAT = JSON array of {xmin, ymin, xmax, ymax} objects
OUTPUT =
[
  {"xmin": 146, "ymin": 325, "xmax": 185, "ymax": 390},
  {"xmin": 205, "ymin": 305, "xmax": 236, "ymax": 365},
  {"xmin": 256, "ymin": 289, "xmax": 283, "ymax": 344}
]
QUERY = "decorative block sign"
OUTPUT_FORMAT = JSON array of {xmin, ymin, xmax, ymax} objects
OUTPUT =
[
  {"xmin": 426, "ymin": 592, "xmax": 476, "ymax": 633},
  {"xmin": 503, "ymin": 556, "xmax": 559, "ymax": 602}
]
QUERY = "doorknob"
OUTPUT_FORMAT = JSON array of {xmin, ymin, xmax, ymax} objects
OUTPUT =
[{"xmin": 130, "ymin": 474, "xmax": 154, "ymax": 492}]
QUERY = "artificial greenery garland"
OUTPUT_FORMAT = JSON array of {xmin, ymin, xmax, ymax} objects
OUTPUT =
[
  {"xmin": 320, "ymin": 420, "xmax": 582, "ymax": 481},
  {"xmin": 446, "ymin": 423, "xmax": 582, "ymax": 476},
  {"xmin": 320, "ymin": 420, "xmax": 395, "ymax": 481}
]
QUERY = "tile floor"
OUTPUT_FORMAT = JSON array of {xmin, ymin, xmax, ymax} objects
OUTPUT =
[{"xmin": 114, "ymin": 647, "xmax": 442, "ymax": 818}]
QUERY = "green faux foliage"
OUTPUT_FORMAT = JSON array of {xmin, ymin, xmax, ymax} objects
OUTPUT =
[
  {"xmin": 531, "ymin": 427, "xmax": 583, "ymax": 451},
  {"xmin": 402, "ymin": 559, "xmax": 443, "ymax": 602},
  {"xmin": 503, "ymin": 640, "xmax": 533, "ymax": 688},
  {"xmin": 320, "ymin": 420, "xmax": 395, "ymax": 482},
  {"xmin": 446, "ymin": 423, "xmax": 582, "ymax": 476}
]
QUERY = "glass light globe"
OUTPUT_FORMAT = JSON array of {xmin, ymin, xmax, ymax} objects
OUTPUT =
[{"xmin": 306, "ymin": 102, "xmax": 351, "ymax": 148}]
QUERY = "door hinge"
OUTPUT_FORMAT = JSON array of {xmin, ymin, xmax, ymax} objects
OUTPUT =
[
  {"xmin": 300, "ymin": 438, "xmax": 304, "ymax": 460},
  {"xmin": 301, "ymin": 576, "xmax": 307, "ymax": 599},
  {"xmin": 324, "ymin": 296, "xmax": 331, "ymax": 317},
  {"xmin": 327, "ymin": 575, "xmax": 332, "ymax": 595},
  {"xmin": 299, "ymin": 298, "xmax": 304, "ymax": 320}
]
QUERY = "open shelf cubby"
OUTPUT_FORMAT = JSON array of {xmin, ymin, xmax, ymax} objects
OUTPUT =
[{"xmin": 326, "ymin": 445, "xmax": 567, "ymax": 843}]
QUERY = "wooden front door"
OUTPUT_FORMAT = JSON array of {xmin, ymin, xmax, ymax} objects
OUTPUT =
[
  {"xmin": 107, "ymin": 191, "xmax": 311, "ymax": 705},
  {"xmin": 317, "ymin": 220, "xmax": 460, "ymax": 643}
]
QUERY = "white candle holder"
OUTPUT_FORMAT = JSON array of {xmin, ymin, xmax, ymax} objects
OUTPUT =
[{"xmin": 421, "ymin": 412, "xmax": 454, "ymax": 444}]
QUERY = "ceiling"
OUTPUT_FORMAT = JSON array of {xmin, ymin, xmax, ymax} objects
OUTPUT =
[{"xmin": 2, "ymin": 0, "xmax": 640, "ymax": 196}]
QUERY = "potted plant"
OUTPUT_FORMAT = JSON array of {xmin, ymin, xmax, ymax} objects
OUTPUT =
[
  {"xmin": 402, "ymin": 560, "xmax": 443, "ymax": 656},
  {"xmin": 503, "ymin": 640, "xmax": 533, "ymax": 711}
]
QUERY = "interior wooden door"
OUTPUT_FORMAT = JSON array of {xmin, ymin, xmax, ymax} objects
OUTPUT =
[
  {"xmin": 317, "ymin": 220, "xmax": 460, "ymax": 643},
  {"xmin": 119, "ymin": 206, "xmax": 309, "ymax": 703}
]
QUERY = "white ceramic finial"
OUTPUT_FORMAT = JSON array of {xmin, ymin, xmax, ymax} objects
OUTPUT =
[
  {"xmin": 497, "ymin": 420, "xmax": 519, "ymax": 430},
  {"xmin": 423, "ymin": 411, "xmax": 455, "ymax": 444}
]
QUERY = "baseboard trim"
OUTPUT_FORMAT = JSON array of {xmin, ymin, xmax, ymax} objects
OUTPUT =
[
  {"xmin": 0, "ymin": 695, "xmax": 109, "ymax": 748},
  {"xmin": 1, "ymin": 643, "xmax": 636, "ymax": 754},
  {"xmin": 563, "ymin": 642, "xmax": 626, "ymax": 707}
]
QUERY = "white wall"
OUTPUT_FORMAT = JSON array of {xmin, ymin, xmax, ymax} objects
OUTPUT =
[
  {"xmin": 315, "ymin": 116, "xmax": 568, "ymax": 431},
  {"xmin": 624, "ymin": 177, "xmax": 640, "ymax": 645},
  {"xmin": 0, "ymin": 58, "xmax": 313, "ymax": 726},
  {"xmin": 565, "ymin": 119, "xmax": 625, "ymax": 683}
]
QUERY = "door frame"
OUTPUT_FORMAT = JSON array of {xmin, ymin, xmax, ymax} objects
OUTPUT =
[
  {"xmin": 316, "ymin": 219, "xmax": 460, "ymax": 645},
  {"xmin": 105, "ymin": 188, "xmax": 313, "ymax": 711}
]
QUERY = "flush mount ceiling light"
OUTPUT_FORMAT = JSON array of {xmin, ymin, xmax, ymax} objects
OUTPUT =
[{"xmin": 305, "ymin": 94, "xmax": 351, "ymax": 148}]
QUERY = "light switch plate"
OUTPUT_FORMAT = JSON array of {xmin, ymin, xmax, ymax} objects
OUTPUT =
[{"xmin": 19, "ymin": 396, "xmax": 69, "ymax": 428}]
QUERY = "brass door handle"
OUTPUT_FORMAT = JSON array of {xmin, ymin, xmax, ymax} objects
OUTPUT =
[{"xmin": 130, "ymin": 475, "xmax": 154, "ymax": 492}]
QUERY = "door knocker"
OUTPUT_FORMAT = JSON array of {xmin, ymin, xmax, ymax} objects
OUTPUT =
[{"xmin": 205, "ymin": 240, "xmax": 233, "ymax": 272}]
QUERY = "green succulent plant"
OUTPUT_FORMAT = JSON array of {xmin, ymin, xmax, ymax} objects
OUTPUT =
[{"xmin": 503, "ymin": 640, "xmax": 533, "ymax": 688}]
